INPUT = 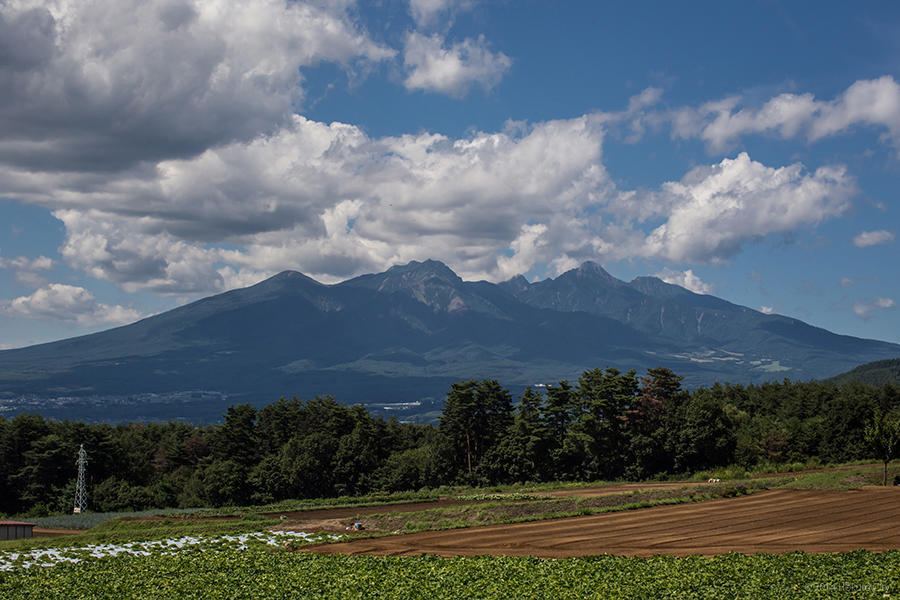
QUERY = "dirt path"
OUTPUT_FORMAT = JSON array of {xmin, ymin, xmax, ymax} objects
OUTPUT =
[{"xmin": 299, "ymin": 488, "xmax": 900, "ymax": 557}]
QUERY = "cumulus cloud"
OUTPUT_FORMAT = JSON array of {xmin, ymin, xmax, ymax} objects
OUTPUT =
[
  {"xmin": 655, "ymin": 268, "xmax": 713, "ymax": 294},
  {"xmin": 853, "ymin": 229, "xmax": 894, "ymax": 247},
  {"xmin": 53, "ymin": 208, "xmax": 229, "ymax": 294},
  {"xmin": 760, "ymin": 305, "xmax": 776, "ymax": 315},
  {"xmin": 496, "ymin": 224, "xmax": 548, "ymax": 280},
  {"xmin": 0, "ymin": 10, "xmax": 862, "ymax": 303},
  {"xmin": 2, "ymin": 284, "xmax": 143, "ymax": 325},
  {"xmin": 0, "ymin": 0, "xmax": 393, "ymax": 173},
  {"xmin": 853, "ymin": 297, "xmax": 895, "ymax": 320},
  {"xmin": 0, "ymin": 252, "xmax": 53, "ymax": 286},
  {"xmin": 408, "ymin": 0, "xmax": 473, "ymax": 28},
  {"xmin": 0, "ymin": 106, "xmax": 858, "ymax": 295},
  {"xmin": 840, "ymin": 277, "xmax": 854, "ymax": 288},
  {"xmin": 670, "ymin": 76, "xmax": 900, "ymax": 153},
  {"xmin": 26, "ymin": 113, "xmax": 608, "ymax": 290},
  {"xmin": 403, "ymin": 32, "xmax": 511, "ymax": 97},
  {"xmin": 640, "ymin": 153, "xmax": 854, "ymax": 263}
]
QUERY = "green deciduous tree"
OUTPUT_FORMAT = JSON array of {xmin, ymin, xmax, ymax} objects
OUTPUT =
[{"xmin": 864, "ymin": 409, "xmax": 900, "ymax": 486}]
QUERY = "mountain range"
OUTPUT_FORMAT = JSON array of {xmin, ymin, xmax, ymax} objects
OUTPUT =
[{"xmin": 1, "ymin": 259, "xmax": 897, "ymax": 422}]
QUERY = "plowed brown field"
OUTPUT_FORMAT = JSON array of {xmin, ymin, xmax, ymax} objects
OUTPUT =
[{"xmin": 300, "ymin": 488, "xmax": 900, "ymax": 557}]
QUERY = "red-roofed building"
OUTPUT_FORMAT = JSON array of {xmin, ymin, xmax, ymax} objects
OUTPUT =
[{"xmin": 0, "ymin": 520, "xmax": 35, "ymax": 540}]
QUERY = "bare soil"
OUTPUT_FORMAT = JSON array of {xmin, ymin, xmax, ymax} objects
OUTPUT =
[
  {"xmin": 299, "ymin": 488, "xmax": 900, "ymax": 557},
  {"xmin": 31, "ymin": 527, "xmax": 82, "ymax": 538}
]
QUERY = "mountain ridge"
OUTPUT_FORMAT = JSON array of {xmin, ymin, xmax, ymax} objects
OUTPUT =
[{"xmin": 1, "ymin": 259, "xmax": 897, "ymax": 422}]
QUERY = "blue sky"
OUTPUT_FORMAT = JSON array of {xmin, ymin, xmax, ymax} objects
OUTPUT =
[{"xmin": 1, "ymin": 0, "xmax": 899, "ymax": 349}]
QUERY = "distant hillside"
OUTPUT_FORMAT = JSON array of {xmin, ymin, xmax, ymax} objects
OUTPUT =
[{"xmin": 826, "ymin": 358, "xmax": 900, "ymax": 386}]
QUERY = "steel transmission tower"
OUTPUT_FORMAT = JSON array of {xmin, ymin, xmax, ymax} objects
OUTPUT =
[{"xmin": 73, "ymin": 444, "xmax": 88, "ymax": 514}]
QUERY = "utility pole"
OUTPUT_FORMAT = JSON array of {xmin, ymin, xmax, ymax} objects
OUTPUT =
[{"xmin": 73, "ymin": 444, "xmax": 88, "ymax": 514}]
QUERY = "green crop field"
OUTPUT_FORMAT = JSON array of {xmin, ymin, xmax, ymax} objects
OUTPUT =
[{"xmin": 2, "ymin": 544, "xmax": 899, "ymax": 599}]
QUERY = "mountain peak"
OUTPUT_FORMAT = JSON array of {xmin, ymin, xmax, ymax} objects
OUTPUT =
[
  {"xmin": 577, "ymin": 260, "xmax": 610, "ymax": 274},
  {"xmin": 250, "ymin": 270, "xmax": 324, "ymax": 294},
  {"xmin": 386, "ymin": 259, "xmax": 461, "ymax": 282},
  {"xmin": 568, "ymin": 261, "xmax": 615, "ymax": 280},
  {"xmin": 500, "ymin": 274, "xmax": 531, "ymax": 293},
  {"xmin": 556, "ymin": 261, "xmax": 622, "ymax": 286},
  {"xmin": 270, "ymin": 270, "xmax": 314, "ymax": 281},
  {"xmin": 342, "ymin": 259, "xmax": 478, "ymax": 313},
  {"xmin": 628, "ymin": 275, "xmax": 691, "ymax": 298}
]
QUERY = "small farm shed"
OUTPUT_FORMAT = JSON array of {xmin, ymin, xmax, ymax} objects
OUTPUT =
[{"xmin": 0, "ymin": 520, "xmax": 35, "ymax": 540}]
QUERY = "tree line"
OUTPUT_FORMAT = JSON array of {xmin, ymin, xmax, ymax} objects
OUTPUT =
[{"xmin": 1, "ymin": 367, "xmax": 898, "ymax": 516}]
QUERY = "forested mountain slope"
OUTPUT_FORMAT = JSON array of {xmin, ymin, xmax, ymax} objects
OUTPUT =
[{"xmin": 827, "ymin": 358, "xmax": 900, "ymax": 386}]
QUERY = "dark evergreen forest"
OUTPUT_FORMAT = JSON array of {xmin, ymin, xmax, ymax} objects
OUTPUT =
[{"xmin": 2, "ymin": 367, "xmax": 899, "ymax": 516}]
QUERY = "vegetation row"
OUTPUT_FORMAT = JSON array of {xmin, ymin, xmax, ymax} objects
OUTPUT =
[{"xmin": 3, "ymin": 548, "xmax": 899, "ymax": 600}]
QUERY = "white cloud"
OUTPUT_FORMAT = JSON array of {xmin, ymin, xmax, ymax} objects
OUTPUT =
[
  {"xmin": 30, "ymin": 113, "xmax": 608, "ymax": 290},
  {"xmin": 853, "ymin": 297, "xmax": 895, "ymax": 320},
  {"xmin": 0, "ymin": 252, "xmax": 53, "ymax": 285},
  {"xmin": 496, "ymin": 223, "xmax": 548, "ymax": 280},
  {"xmin": 0, "ymin": 0, "xmax": 394, "ymax": 172},
  {"xmin": 0, "ymin": 254, "xmax": 53, "ymax": 271},
  {"xmin": 810, "ymin": 77, "xmax": 900, "ymax": 142},
  {"xmin": 640, "ymin": 153, "xmax": 854, "ymax": 263},
  {"xmin": 549, "ymin": 255, "xmax": 581, "ymax": 277},
  {"xmin": 408, "ymin": 0, "xmax": 473, "ymax": 28},
  {"xmin": 670, "ymin": 76, "xmax": 900, "ymax": 153},
  {"xmin": 0, "ymin": 14, "xmax": 862, "ymax": 303},
  {"xmin": 0, "ymin": 107, "xmax": 857, "ymax": 296},
  {"xmin": 403, "ymin": 32, "xmax": 510, "ymax": 97},
  {"xmin": 760, "ymin": 305, "xmax": 775, "ymax": 315},
  {"xmin": 655, "ymin": 268, "xmax": 713, "ymax": 294},
  {"xmin": 53, "ymin": 208, "xmax": 227, "ymax": 294},
  {"xmin": 2, "ymin": 284, "xmax": 143, "ymax": 325},
  {"xmin": 853, "ymin": 229, "xmax": 894, "ymax": 247},
  {"xmin": 840, "ymin": 277, "xmax": 854, "ymax": 288}
]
